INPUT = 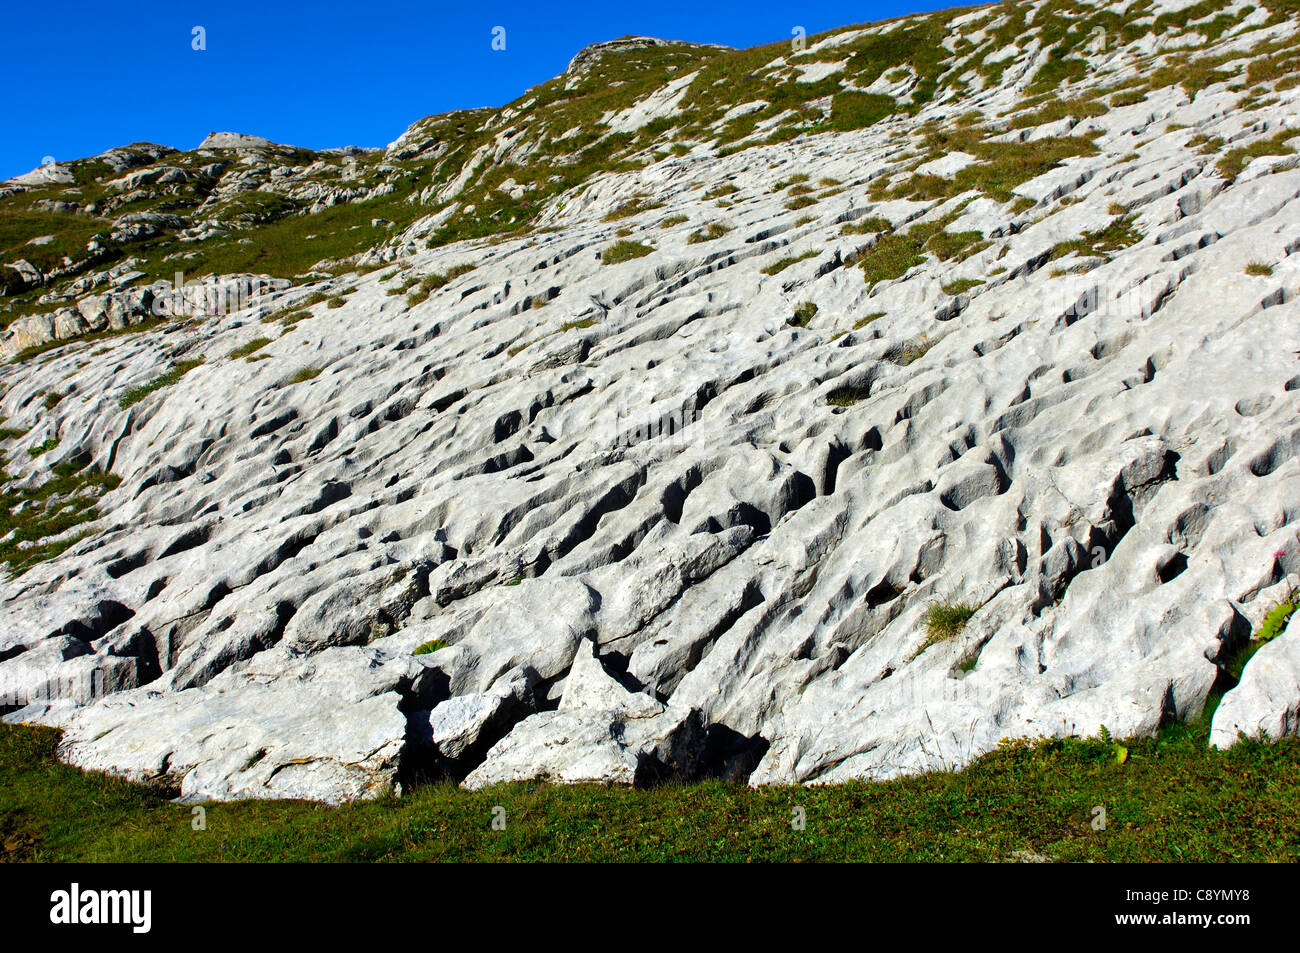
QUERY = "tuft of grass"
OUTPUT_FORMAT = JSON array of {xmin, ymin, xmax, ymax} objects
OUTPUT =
[
  {"xmin": 923, "ymin": 600, "xmax": 978, "ymax": 648},
  {"xmin": 559, "ymin": 318, "xmax": 597, "ymax": 333},
  {"xmin": 406, "ymin": 265, "xmax": 474, "ymax": 305},
  {"xmin": 602, "ymin": 240, "xmax": 654, "ymax": 265},
  {"xmin": 229, "ymin": 337, "xmax": 272, "ymax": 359},
  {"xmin": 1245, "ymin": 262, "xmax": 1273, "ymax": 277},
  {"xmin": 413, "ymin": 639, "xmax": 449, "ymax": 656},
  {"xmin": 118, "ymin": 359, "xmax": 204, "ymax": 409},
  {"xmin": 789, "ymin": 301, "xmax": 818, "ymax": 327},
  {"xmin": 842, "ymin": 216, "xmax": 892, "ymax": 236},
  {"xmin": 895, "ymin": 335, "xmax": 938, "ymax": 367},
  {"xmin": 282, "ymin": 366, "xmax": 323, "ymax": 386},
  {"xmin": 941, "ymin": 278, "xmax": 984, "ymax": 296},
  {"xmin": 687, "ymin": 221, "xmax": 730, "ymax": 244},
  {"xmin": 826, "ymin": 385, "xmax": 868, "ymax": 407},
  {"xmin": 27, "ymin": 438, "xmax": 59, "ymax": 458},
  {"xmin": 704, "ymin": 183, "xmax": 739, "ymax": 199},
  {"xmin": 762, "ymin": 250, "xmax": 818, "ymax": 276},
  {"xmin": 603, "ymin": 198, "xmax": 663, "ymax": 221},
  {"xmin": 854, "ymin": 311, "xmax": 886, "ymax": 330}
]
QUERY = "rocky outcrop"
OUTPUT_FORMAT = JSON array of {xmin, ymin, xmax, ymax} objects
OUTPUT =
[
  {"xmin": 2, "ymin": 0, "xmax": 1300, "ymax": 802},
  {"xmin": 0, "ymin": 274, "xmax": 292, "ymax": 357}
]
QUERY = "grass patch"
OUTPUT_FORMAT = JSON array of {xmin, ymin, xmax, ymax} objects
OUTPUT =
[
  {"xmin": 829, "ymin": 92, "xmax": 898, "ymax": 131},
  {"xmin": 1245, "ymin": 262, "xmax": 1274, "ymax": 277},
  {"xmin": 281, "ymin": 366, "xmax": 323, "ymax": 386},
  {"xmin": 413, "ymin": 639, "xmax": 449, "ymax": 656},
  {"xmin": 761, "ymin": 250, "xmax": 818, "ymax": 276},
  {"xmin": 4, "ymin": 715, "xmax": 1298, "ymax": 860},
  {"xmin": 789, "ymin": 301, "xmax": 818, "ymax": 328},
  {"xmin": 1050, "ymin": 216, "xmax": 1141, "ymax": 262},
  {"xmin": 0, "ymin": 460, "xmax": 121, "ymax": 575},
  {"xmin": 826, "ymin": 384, "xmax": 868, "ymax": 407},
  {"xmin": 687, "ymin": 222, "xmax": 730, "ymax": 244},
  {"xmin": 27, "ymin": 438, "xmax": 59, "ymax": 458},
  {"xmin": 602, "ymin": 240, "xmax": 653, "ymax": 265},
  {"xmin": 1217, "ymin": 130, "xmax": 1298, "ymax": 182},
  {"xmin": 228, "ymin": 337, "xmax": 272, "ymax": 359},
  {"xmin": 895, "ymin": 335, "xmax": 938, "ymax": 366},
  {"xmin": 406, "ymin": 265, "xmax": 475, "ymax": 306},
  {"xmin": 842, "ymin": 216, "xmax": 892, "ymax": 236},
  {"xmin": 923, "ymin": 600, "xmax": 978, "ymax": 648},
  {"xmin": 942, "ymin": 278, "xmax": 984, "ymax": 296},
  {"xmin": 603, "ymin": 198, "xmax": 663, "ymax": 221},
  {"xmin": 118, "ymin": 359, "xmax": 204, "ymax": 409}
]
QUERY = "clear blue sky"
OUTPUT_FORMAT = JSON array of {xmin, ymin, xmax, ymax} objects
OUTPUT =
[{"xmin": 3, "ymin": 0, "xmax": 961, "ymax": 180}]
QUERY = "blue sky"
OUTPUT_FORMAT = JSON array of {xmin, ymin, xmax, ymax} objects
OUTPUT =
[{"xmin": 3, "ymin": 0, "xmax": 959, "ymax": 180}]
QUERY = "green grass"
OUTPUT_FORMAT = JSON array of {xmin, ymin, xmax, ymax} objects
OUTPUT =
[
  {"xmin": 826, "ymin": 385, "xmax": 868, "ymax": 407},
  {"xmin": 1245, "ymin": 262, "xmax": 1274, "ymax": 277},
  {"xmin": 0, "ymin": 459, "xmax": 121, "ymax": 574},
  {"xmin": 228, "ymin": 337, "xmax": 273, "ymax": 359},
  {"xmin": 405, "ymin": 265, "xmax": 475, "ymax": 306},
  {"xmin": 3, "ymin": 714, "xmax": 1298, "ymax": 861},
  {"xmin": 413, "ymin": 639, "xmax": 450, "ymax": 656},
  {"xmin": 829, "ymin": 92, "xmax": 898, "ymax": 130},
  {"xmin": 842, "ymin": 216, "xmax": 892, "ymax": 236},
  {"xmin": 601, "ymin": 240, "xmax": 654, "ymax": 264},
  {"xmin": 687, "ymin": 221, "xmax": 730, "ymax": 244},
  {"xmin": 27, "ymin": 437, "xmax": 59, "ymax": 458},
  {"xmin": 603, "ymin": 198, "xmax": 663, "ymax": 221},
  {"xmin": 118, "ymin": 359, "xmax": 204, "ymax": 409},
  {"xmin": 1217, "ymin": 130, "xmax": 1298, "ymax": 182},
  {"xmin": 922, "ymin": 600, "xmax": 978, "ymax": 648},
  {"xmin": 859, "ymin": 229, "xmax": 929, "ymax": 288},
  {"xmin": 895, "ymin": 335, "xmax": 939, "ymax": 366},
  {"xmin": 1050, "ymin": 216, "xmax": 1141, "ymax": 262},
  {"xmin": 761, "ymin": 250, "xmax": 818, "ymax": 276},
  {"xmin": 942, "ymin": 278, "xmax": 985, "ymax": 296},
  {"xmin": 281, "ymin": 366, "xmax": 323, "ymax": 386},
  {"xmin": 790, "ymin": 301, "xmax": 818, "ymax": 327}
]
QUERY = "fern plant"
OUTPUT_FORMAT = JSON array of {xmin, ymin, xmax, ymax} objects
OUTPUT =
[{"xmin": 1257, "ymin": 591, "xmax": 1297, "ymax": 643}]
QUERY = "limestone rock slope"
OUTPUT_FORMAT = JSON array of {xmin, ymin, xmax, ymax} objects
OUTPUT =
[{"xmin": 2, "ymin": 0, "xmax": 1300, "ymax": 800}]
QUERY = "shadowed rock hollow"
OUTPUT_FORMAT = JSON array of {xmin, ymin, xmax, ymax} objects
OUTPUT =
[{"xmin": 2, "ymin": 0, "xmax": 1299, "ymax": 802}]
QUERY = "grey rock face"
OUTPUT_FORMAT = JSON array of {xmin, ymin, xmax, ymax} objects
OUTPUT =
[
  {"xmin": 3, "ymin": 4, "xmax": 1300, "ymax": 802},
  {"xmin": 11, "ymin": 647, "xmax": 416, "ymax": 804}
]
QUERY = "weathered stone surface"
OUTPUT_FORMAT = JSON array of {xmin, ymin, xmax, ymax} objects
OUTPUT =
[
  {"xmin": 2, "ymin": 2, "xmax": 1300, "ymax": 802},
  {"xmin": 7, "ymin": 647, "xmax": 416, "ymax": 803}
]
